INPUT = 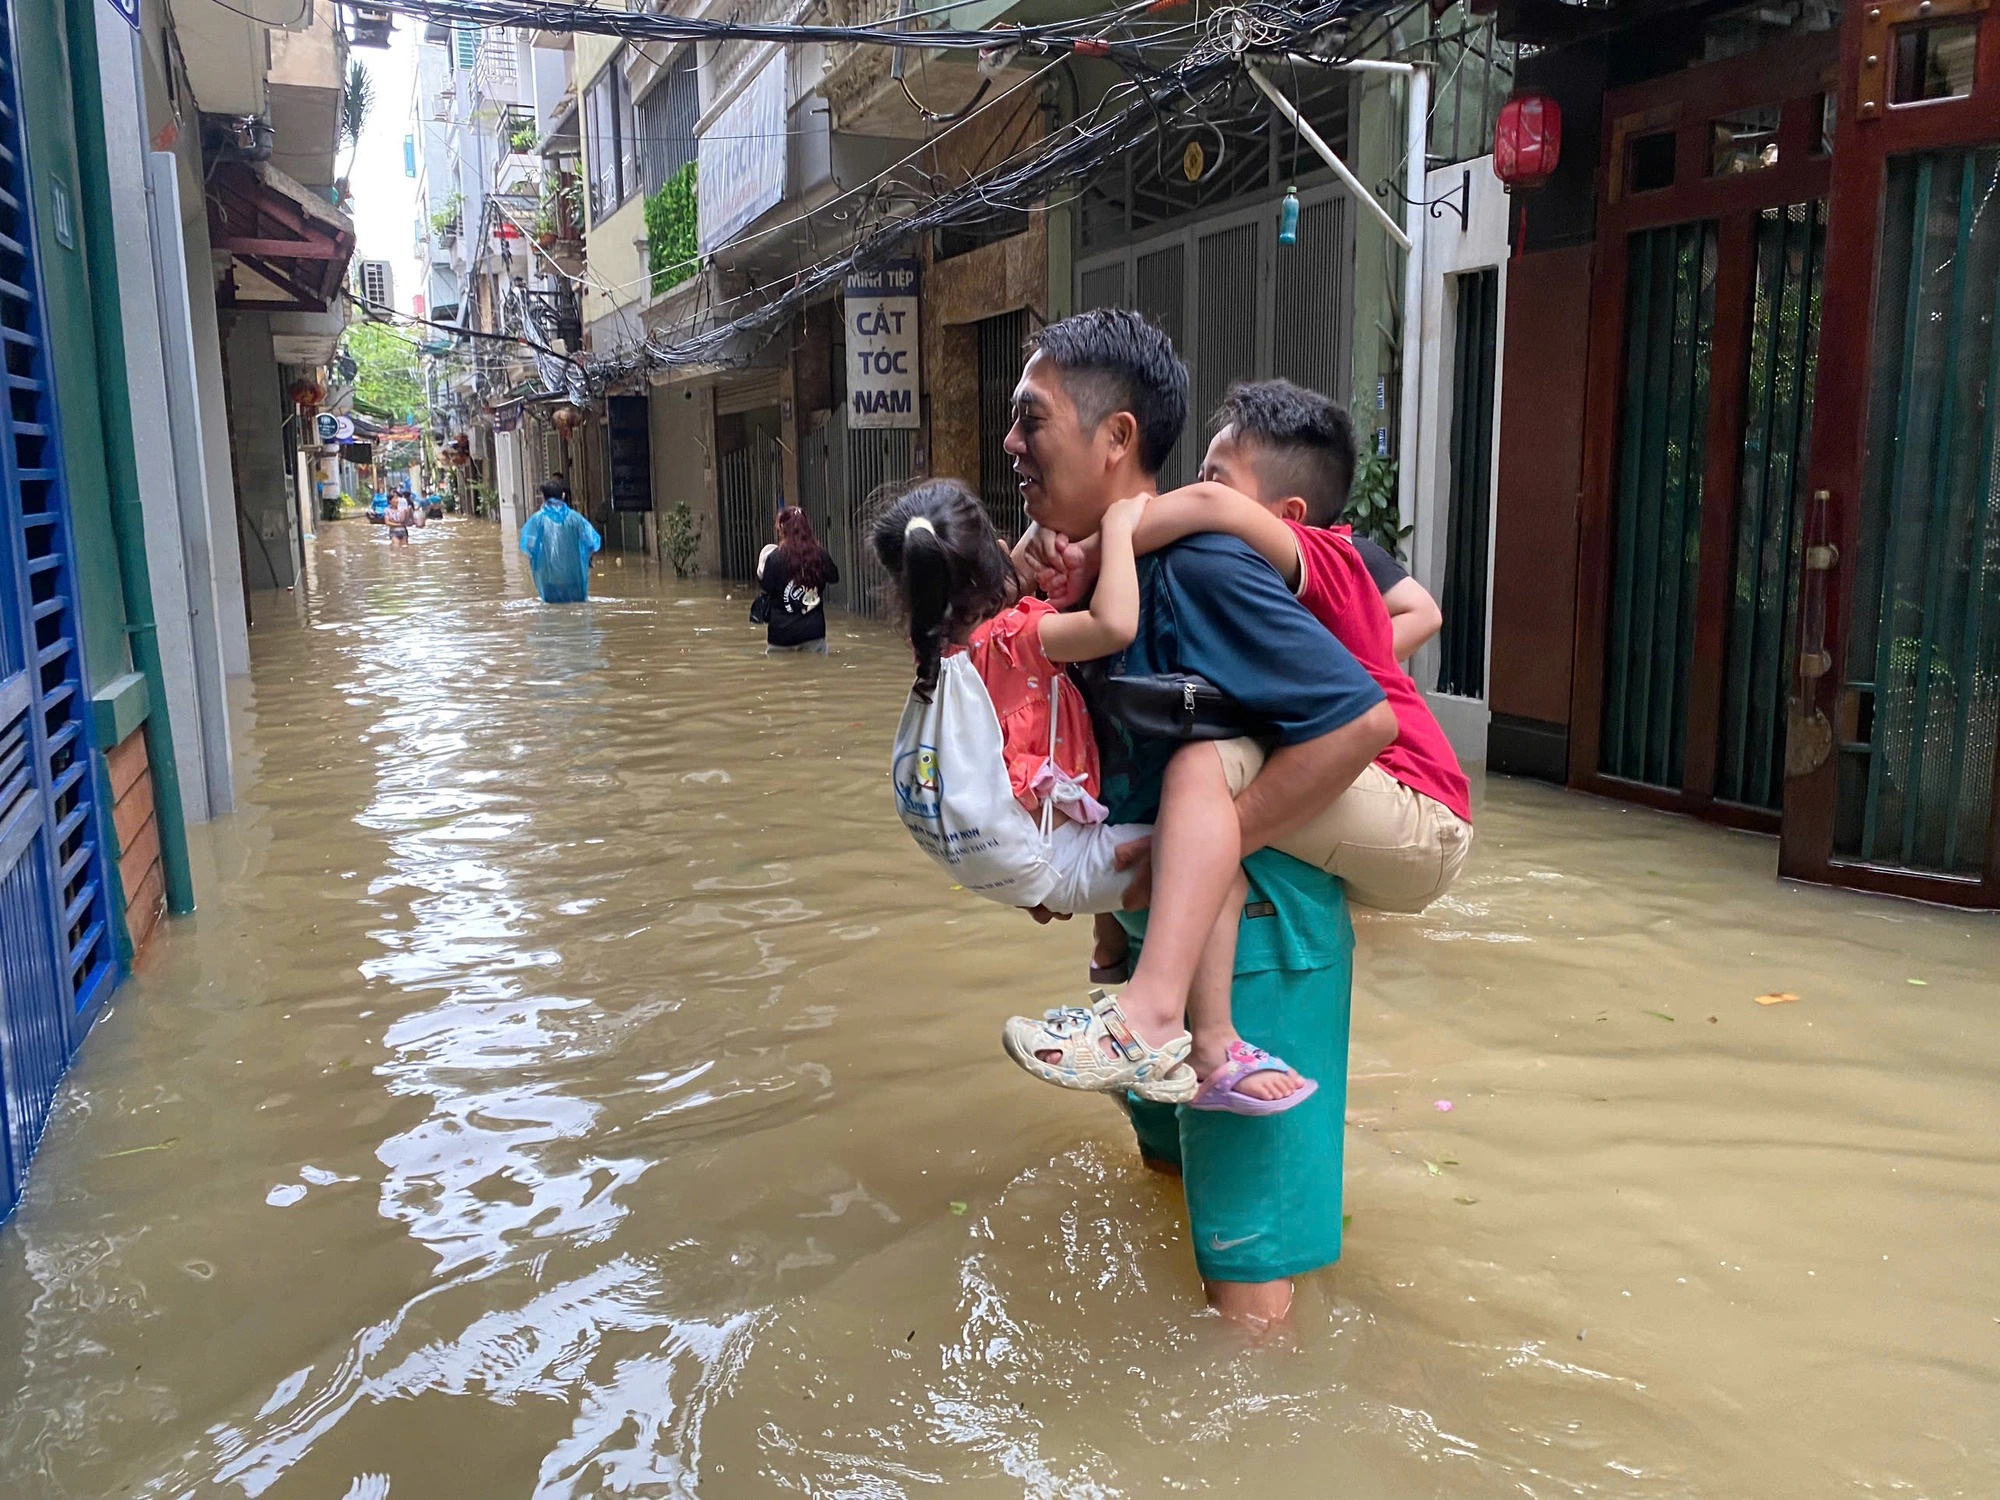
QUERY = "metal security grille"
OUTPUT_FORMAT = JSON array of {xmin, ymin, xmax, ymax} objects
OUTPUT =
[
  {"xmin": 1134, "ymin": 244, "xmax": 1189, "ymax": 486},
  {"xmin": 1716, "ymin": 200, "xmax": 1825, "ymax": 811},
  {"xmin": 838, "ymin": 423, "xmax": 912, "ymax": 619},
  {"xmin": 1601, "ymin": 220, "xmax": 1719, "ymax": 789},
  {"xmin": 795, "ymin": 410, "xmax": 913, "ymax": 619},
  {"xmin": 1838, "ymin": 151, "xmax": 2000, "ymax": 875},
  {"xmin": 717, "ymin": 447, "xmax": 763, "ymax": 583},
  {"xmin": 1406, "ymin": 5, "xmax": 1523, "ymax": 169},
  {"xmin": 1194, "ymin": 221, "xmax": 1260, "ymax": 444},
  {"xmin": 477, "ymin": 29, "xmax": 516, "ymax": 88},
  {"xmin": 977, "ymin": 309, "xmax": 1030, "ymax": 541},
  {"xmin": 0, "ymin": 0, "xmax": 117, "ymax": 1215},
  {"xmin": 637, "ymin": 59, "xmax": 698, "ymax": 198},
  {"xmin": 1271, "ymin": 196, "xmax": 1350, "ymax": 402},
  {"xmin": 1078, "ymin": 262, "xmax": 1125, "ymax": 313},
  {"xmin": 1078, "ymin": 187, "xmax": 1353, "ymax": 465},
  {"xmin": 1438, "ymin": 268, "xmax": 1497, "ymax": 698},
  {"xmin": 1079, "ymin": 67, "xmax": 1349, "ymax": 255}
]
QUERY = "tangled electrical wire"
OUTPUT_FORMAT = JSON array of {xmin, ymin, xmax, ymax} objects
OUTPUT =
[
  {"xmin": 370, "ymin": 0, "xmax": 1197, "ymax": 67},
  {"xmin": 381, "ymin": 0, "xmax": 1403, "ymax": 392}
]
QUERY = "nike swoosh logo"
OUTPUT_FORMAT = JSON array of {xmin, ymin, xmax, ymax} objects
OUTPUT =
[{"xmin": 1208, "ymin": 1232, "xmax": 1260, "ymax": 1251}]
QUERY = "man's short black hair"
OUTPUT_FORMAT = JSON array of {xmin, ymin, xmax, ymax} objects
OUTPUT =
[
  {"xmin": 540, "ymin": 478, "xmax": 569, "ymax": 502},
  {"xmin": 1028, "ymin": 308, "xmax": 1188, "ymax": 476},
  {"xmin": 1213, "ymin": 380, "xmax": 1357, "ymax": 526}
]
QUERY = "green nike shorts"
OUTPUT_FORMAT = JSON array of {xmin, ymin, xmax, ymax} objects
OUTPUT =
[{"xmin": 1119, "ymin": 847, "xmax": 1353, "ymax": 1284}]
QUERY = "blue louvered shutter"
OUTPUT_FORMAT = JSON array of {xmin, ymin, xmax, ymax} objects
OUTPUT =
[{"xmin": 0, "ymin": 0, "xmax": 119, "ymax": 1216}]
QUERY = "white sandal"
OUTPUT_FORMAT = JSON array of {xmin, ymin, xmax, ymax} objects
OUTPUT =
[{"xmin": 1000, "ymin": 991, "xmax": 1198, "ymax": 1103}]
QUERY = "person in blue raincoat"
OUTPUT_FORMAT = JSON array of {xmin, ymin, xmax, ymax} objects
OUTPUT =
[{"xmin": 519, "ymin": 479, "xmax": 602, "ymax": 603}]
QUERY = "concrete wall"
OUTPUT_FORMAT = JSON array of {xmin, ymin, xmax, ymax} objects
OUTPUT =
[
  {"xmin": 225, "ymin": 313, "xmax": 299, "ymax": 591},
  {"xmin": 184, "ymin": 197, "xmax": 254, "ymax": 674},
  {"xmin": 923, "ymin": 227, "xmax": 1048, "ymax": 488},
  {"xmin": 91, "ymin": 4, "xmax": 234, "ymax": 822},
  {"xmin": 583, "ymin": 195, "xmax": 647, "ymax": 337},
  {"xmin": 1407, "ymin": 155, "xmax": 1510, "ymax": 765},
  {"xmin": 649, "ymin": 379, "xmax": 719, "ymax": 575}
]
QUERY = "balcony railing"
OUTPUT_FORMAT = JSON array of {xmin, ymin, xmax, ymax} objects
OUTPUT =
[{"xmin": 498, "ymin": 105, "xmax": 539, "ymax": 157}]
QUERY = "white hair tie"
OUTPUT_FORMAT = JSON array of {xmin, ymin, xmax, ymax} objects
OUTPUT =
[{"xmin": 905, "ymin": 515, "xmax": 936, "ymax": 537}]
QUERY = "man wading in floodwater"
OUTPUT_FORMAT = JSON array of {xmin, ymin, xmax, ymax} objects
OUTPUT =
[
  {"xmin": 1005, "ymin": 310, "xmax": 1395, "ymax": 1325},
  {"xmin": 519, "ymin": 478, "xmax": 603, "ymax": 604}
]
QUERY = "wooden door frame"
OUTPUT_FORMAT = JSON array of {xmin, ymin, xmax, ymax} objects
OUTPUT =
[
  {"xmin": 1784, "ymin": 3, "xmax": 2000, "ymax": 906},
  {"xmin": 1570, "ymin": 33, "xmax": 1837, "ymax": 832}
]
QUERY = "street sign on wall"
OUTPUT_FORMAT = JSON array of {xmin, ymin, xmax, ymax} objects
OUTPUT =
[
  {"xmin": 843, "ymin": 259, "xmax": 920, "ymax": 430},
  {"xmin": 103, "ymin": 0, "xmax": 139, "ymax": 31},
  {"xmin": 698, "ymin": 56, "xmax": 786, "ymax": 255}
]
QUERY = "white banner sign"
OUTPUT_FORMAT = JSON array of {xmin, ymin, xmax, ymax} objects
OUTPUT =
[
  {"xmin": 843, "ymin": 259, "xmax": 920, "ymax": 430},
  {"xmin": 698, "ymin": 56, "xmax": 786, "ymax": 254}
]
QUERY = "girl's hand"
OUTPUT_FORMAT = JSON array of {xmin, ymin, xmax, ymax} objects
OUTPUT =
[{"xmin": 1102, "ymin": 495, "xmax": 1148, "ymax": 533}]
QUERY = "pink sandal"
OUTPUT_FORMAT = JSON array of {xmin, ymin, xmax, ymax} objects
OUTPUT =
[{"xmin": 1186, "ymin": 1041, "xmax": 1318, "ymax": 1116}]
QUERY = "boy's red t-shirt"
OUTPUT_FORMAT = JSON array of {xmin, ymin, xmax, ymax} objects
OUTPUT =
[{"xmin": 1287, "ymin": 522, "xmax": 1473, "ymax": 824}]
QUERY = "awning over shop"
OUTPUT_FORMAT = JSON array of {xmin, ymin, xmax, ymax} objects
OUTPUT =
[{"xmin": 208, "ymin": 160, "xmax": 356, "ymax": 313}]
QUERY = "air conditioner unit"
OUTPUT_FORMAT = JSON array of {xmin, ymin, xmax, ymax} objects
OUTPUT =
[{"xmin": 347, "ymin": 8, "xmax": 394, "ymax": 47}]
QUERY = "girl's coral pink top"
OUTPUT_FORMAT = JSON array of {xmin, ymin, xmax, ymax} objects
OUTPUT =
[{"xmin": 956, "ymin": 597, "xmax": 1107, "ymax": 823}]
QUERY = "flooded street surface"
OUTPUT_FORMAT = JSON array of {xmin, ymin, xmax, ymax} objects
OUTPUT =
[{"xmin": 1, "ymin": 517, "xmax": 1996, "ymax": 1498}]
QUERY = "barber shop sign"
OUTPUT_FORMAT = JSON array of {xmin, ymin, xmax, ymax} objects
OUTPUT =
[{"xmin": 843, "ymin": 259, "xmax": 920, "ymax": 430}]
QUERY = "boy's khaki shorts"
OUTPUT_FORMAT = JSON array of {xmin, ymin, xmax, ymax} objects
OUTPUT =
[{"xmin": 1216, "ymin": 739, "xmax": 1472, "ymax": 913}]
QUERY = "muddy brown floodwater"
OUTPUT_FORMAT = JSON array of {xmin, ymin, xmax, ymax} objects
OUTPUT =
[{"xmin": 0, "ymin": 517, "xmax": 1995, "ymax": 1498}]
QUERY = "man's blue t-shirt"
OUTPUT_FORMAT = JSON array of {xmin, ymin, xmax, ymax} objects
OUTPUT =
[{"xmin": 1091, "ymin": 533, "xmax": 1385, "ymax": 823}]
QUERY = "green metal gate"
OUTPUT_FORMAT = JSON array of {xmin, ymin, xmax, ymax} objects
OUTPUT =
[
  {"xmin": 1601, "ymin": 220, "xmax": 1718, "ymax": 789},
  {"xmin": 1715, "ymin": 201, "xmax": 1825, "ymax": 810},
  {"xmin": 1837, "ymin": 149, "xmax": 2000, "ymax": 876}
]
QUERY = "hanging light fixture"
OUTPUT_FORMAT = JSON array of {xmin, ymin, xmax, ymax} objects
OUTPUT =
[{"xmin": 1494, "ymin": 94, "xmax": 1562, "ymax": 190}]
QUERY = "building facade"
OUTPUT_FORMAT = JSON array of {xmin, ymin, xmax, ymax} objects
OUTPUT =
[
  {"xmin": 0, "ymin": 0, "xmax": 352, "ymax": 1216},
  {"xmin": 1476, "ymin": 0, "xmax": 2000, "ymax": 906}
]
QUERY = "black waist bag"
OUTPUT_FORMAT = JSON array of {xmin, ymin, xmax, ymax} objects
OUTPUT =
[{"xmin": 1101, "ymin": 672, "xmax": 1265, "ymax": 741}]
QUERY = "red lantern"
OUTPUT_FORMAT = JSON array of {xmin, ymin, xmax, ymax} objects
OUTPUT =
[
  {"xmin": 551, "ymin": 404, "xmax": 585, "ymax": 436},
  {"xmin": 1494, "ymin": 94, "xmax": 1561, "ymax": 189}
]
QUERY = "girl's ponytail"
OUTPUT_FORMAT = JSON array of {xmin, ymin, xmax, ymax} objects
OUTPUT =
[
  {"xmin": 901, "ymin": 516, "xmax": 949, "ymax": 702},
  {"xmin": 869, "ymin": 480, "xmax": 1016, "ymax": 703}
]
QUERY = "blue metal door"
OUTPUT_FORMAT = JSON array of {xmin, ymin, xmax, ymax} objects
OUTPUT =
[{"xmin": 0, "ymin": 0, "xmax": 118, "ymax": 1215}]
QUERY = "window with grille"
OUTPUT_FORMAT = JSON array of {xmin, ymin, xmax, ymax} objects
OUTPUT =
[
  {"xmin": 453, "ymin": 25, "xmax": 476, "ymax": 71},
  {"xmin": 637, "ymin": 56, "xmax": 699, "ymax": 197},
  {"xmin": 1412, "ymin": 5, "xmax": 1526, "ymax": 168},
  {"xmin": 583, "ymin": 53, "xmax": 639, "ymax": 221}
]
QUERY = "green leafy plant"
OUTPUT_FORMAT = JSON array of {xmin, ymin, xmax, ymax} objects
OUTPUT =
[
  {"xmin": 541, "ymin": 172, "xmax": 582, "ymax": 241},
  {"xmin": 1346, "ymin": 450, "xmax": 1411, "ymax": 561},
  {"xmin": 341, "ymin": 61, "xmax": 374, "ymax": 151},
  {"xmin": 508, "ymin": 118, "xmax": 540, "ymax": 155},
  {"xmin": 644, "ymin": 162, "xmax": 699, "ymax": 297},
  {"xmin": 662, "ymin": 500, "xmax": 701, "ymax": 577},
  {"xmin": 340, "ymin": 321, "xmax": 426, "ymax": 427},
  {"xmin": 430, "ymin": 190, "xmax": 465, "ymax": 238}
]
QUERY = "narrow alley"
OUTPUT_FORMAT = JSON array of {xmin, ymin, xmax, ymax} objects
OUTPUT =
[{"xmin": 0, "ymin": 518, "xmax": 1992, "ymax": 1497}]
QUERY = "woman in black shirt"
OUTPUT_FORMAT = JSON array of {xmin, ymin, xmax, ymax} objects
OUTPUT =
[{"xmin": 757, "ymin": 507, "xmax": 840, "ymax": 653}]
